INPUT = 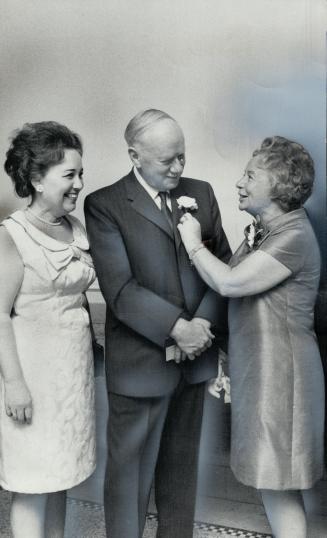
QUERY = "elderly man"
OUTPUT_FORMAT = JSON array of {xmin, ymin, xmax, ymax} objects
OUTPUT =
[{"xmin": 84, "ymin": 109, "xmax": 231, "ymax": 538}]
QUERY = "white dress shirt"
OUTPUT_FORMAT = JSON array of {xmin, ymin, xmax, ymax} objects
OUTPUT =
[{"xmin": 133, "ymin": 167, "xmax": 172, "ymax": 210}]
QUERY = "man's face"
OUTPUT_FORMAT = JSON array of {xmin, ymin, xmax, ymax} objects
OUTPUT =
[{"xmin": 132, "ymin": 119, "xmax": 185, "ymax": 191}]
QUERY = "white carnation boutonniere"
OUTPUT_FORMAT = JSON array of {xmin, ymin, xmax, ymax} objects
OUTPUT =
[
  {"xmin": 176, "ymin": 195, "xmax": 198, "ymax": 212},
  {"xmin": 244, "ymin": 220, "xmax": 265, "ymax": 251},
  {"xmin": 245, "ymin": 222, "xmax": 256, "ymax": 250}
]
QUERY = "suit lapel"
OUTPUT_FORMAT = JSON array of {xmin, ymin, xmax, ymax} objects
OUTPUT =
[
  {"xmin": 125, "ymin": 172, "xmax": 174, "ymax": 240},
  {"xmin": 125, "ymin": 173, "xmax": 199, "ymax": 311},
  {"xmin": 170, "ymin": 182, "xmax": 202, "ymax": 312},
  {"xmin": 170, "ymin": 183, "xmax": 190, "ymax": 249}
]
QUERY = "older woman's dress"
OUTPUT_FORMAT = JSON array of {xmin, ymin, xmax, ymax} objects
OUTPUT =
[
  {"xmin": 0, "ymin": 210, "xmax": 96, "ymax": 493},
  {"xmin": 229, "ymin": 208, "xmax": 324, "ymax": 490}
]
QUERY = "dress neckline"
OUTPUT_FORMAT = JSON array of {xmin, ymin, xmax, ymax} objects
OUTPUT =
[{"xmin": 8, "ymin": 210, "xmax": 90, "ymax": 252}]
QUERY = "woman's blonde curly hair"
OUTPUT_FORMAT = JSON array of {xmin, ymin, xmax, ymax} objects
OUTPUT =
[{"xmin": 252, "ymin": 136, "xmax": 314, "ymax": 212}]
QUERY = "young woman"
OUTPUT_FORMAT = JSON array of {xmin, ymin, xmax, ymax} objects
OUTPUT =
[{"xmin": 0, "ymin": 121, "xmax": 96, "ymax": 537}]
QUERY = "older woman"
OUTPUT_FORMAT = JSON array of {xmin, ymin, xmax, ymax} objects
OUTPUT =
[
  {"xmin": 0, "ymin": 122, "xmax": 96, "ymax": 537},
  {"xmin": 178, "ymin": 136, "xmax": 324, "ymax": 538}
]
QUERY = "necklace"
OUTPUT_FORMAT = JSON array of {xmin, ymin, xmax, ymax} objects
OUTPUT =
[{"xmin": 26, "ymin": 208, "xmax": 63, "ymax": 226}]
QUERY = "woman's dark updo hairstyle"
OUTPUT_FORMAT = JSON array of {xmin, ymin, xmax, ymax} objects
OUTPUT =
[
  {"xmin": 4, "ymin": 121, "xmax": 83, "ymax": 198},
  {"xmin": 252, "ymin": 136, "xmax": 314, "ymax": 212}
]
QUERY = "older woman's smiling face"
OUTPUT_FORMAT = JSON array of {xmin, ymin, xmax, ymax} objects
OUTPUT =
[{"xmin": 236, "ymin": 156, "xmax": 274, "ymax": 217}]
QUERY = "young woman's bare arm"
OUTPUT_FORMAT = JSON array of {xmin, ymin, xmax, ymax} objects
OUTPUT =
[{"xmin": 0, "ymin": 227, "xmax": 32, "ymax": 423}]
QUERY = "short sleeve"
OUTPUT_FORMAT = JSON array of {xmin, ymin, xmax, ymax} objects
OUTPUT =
[{"xmin": 259, "ymin": 226, "xmax": 308, "ymax": 274}]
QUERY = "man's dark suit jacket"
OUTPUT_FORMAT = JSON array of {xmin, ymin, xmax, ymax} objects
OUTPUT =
[{"xmin": 84, "ymin": 170, "xmax": 231, "ymax": 397}]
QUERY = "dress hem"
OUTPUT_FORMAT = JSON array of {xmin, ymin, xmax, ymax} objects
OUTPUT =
[
  {"xmin": 0, "ymin": 463, "xmax": 96, "ymax": 495},
  {"xmin": 231, "ymin": 465, "xmax": 323, "ymax": 491}
]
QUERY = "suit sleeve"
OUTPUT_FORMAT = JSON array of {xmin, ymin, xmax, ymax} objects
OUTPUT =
[
  {"xmin": 194, "ymin": 183, "xmax": 231, "ymax": 346},
  {"xmin": 84, "ymin": 194, "xmax": 184, "ymax": 348}
]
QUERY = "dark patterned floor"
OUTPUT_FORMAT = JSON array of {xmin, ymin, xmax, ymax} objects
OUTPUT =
[
  {"xmin": 0, "ymin": 492, "xmax": 272, "ymax": 537},
  {"xmin": 65, "ymin": 498, "xmax": 272, "ymax": 538}
]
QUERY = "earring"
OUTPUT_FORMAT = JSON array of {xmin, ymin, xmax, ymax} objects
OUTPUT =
[{"xmin": 36, "ymin": 185, "xmax": 44, "ymax": 193}]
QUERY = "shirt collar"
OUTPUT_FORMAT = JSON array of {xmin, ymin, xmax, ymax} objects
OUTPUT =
[
  {"xmin": 133, "ymin": 166, "xmax": 160, "ymax": 201},
  {"xmin": 265, "ymin": 208, "xmax": 307, "ymax": 233}
]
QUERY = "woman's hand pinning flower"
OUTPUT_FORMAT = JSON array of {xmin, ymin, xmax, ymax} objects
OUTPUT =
[{"xmin": 178, "ymin": 212, "xmax": 202, "ymax": 253}]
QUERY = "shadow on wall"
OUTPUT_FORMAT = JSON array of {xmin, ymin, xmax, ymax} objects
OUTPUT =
[{"xmin": 0, "ymin": 199, "xmax": 25, "ymax": 222}]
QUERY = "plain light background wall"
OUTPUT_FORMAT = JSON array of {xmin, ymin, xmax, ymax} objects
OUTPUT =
[
  {"xmin": 0, "ymin": 0, "xmax": 325, "ymax": 255},
  {"xmin": 0, "ymin": 0, "xmax": 327, "ymax": 519}
]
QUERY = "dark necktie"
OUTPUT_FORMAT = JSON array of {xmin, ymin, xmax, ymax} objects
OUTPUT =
[{"xmin": 158, "ymin": 191, "xmax": 173, "ymax": 230}]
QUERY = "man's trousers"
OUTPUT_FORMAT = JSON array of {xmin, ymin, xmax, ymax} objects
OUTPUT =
[{"xmin": 104, "ymin": 379, "xmax": 206, "ymax": 538}]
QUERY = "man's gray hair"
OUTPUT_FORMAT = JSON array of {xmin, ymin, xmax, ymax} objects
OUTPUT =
[{"xmin": 124, "ymin": 109, "xmax": 176, "ymax": 146}]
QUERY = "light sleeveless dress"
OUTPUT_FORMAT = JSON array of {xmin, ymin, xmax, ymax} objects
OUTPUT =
[{"xmin": 0, "ymin": 210, "xmax": 96, "ymax": 493}]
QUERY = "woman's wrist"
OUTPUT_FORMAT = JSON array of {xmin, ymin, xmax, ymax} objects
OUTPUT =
[
  {"xmin": 184, "ymin": 240, "xmax": 202, "ymax": 254},
  {"xmin": 188, "ymin": 243, "xmax": 205, "ymax": 263}
]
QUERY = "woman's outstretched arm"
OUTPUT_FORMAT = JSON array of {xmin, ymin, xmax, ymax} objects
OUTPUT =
[{"xmin": 178, "ymin": 214, "xmax": 291, "ymax": 298}]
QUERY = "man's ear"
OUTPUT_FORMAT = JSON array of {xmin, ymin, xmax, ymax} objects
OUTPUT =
[{"xmin": 128, "ymin": 147, "xmax": 141, "ymax": 168}]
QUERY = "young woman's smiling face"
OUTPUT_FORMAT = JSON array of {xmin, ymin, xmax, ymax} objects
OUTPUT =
[
  {"xmin": 36, "ymin": 149, "xmax": 84, "ymax": 218},
  {"xmin": 236, "ymin": 155, "xmax": 274, "ymax": 217}
]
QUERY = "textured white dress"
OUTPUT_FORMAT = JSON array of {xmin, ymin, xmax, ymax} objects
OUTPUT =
[{"xmin": 0, "ymin": 210, "xmax": 96, "ymax": 493}]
